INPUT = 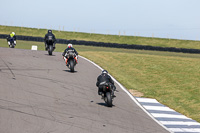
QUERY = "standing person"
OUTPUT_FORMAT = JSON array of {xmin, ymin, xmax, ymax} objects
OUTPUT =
[
  {"xmin": 44, "ymin": 30, "xmax": 56, "ymax": 50},
  {"xmin": 7, "ymin": 32, "xmax": 16, "ymax": 47},
  {"xmin": 62, "ymin": 43, "xmax": 78, "ymax": 66}
]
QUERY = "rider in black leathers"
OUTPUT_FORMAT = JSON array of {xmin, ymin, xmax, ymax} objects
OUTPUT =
[
  {"xmin": 62, "ymin": 43, "xmax": 78, "ymax": 66},
  {"xmin": 96, "ymin": 70, "xmax": 116, "ymax": 97},
  {"xmin": 44, "ymin": 30, "xmax": 56, "ymax": 50}
]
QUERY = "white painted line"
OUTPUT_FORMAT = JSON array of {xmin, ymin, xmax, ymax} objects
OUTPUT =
[
  {"xmin": 151, "ymin": 113, "xmax": 191, "ymax": 119},
  {"xmin": 136, "ymin": 97, "xmax": 159, "ymax": 103},
  {"xmin": 79, "ymin": 56, "xmax": 172, "ymax": 133},
  {"xmin": 143, "ymin": 105, "xmax": 175, "ymax": 112},
  {"xmin": 31, "ymin": 45, "xmax": 37, "ymax": 50},
  {"xmin": 160, "ymin": 121, "xmax": 200, "ymax": 126},
  {"xmin": 168, "ymin": 128, "xmax": 200, "ymax": 132}
]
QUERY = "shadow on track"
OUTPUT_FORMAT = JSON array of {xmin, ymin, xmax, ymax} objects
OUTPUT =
[
  {"xmin": 97, "ymin": 102, "xmax": 115, "ymax": 108},
  {"xmin": 63, "ymin": 70, "xmax": 77, "ymax": 73},
  {"xmin": 44, "ymin": 54, "xmax": 56, "ymax": 56}
]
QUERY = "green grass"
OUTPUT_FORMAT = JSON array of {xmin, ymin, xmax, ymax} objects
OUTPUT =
[
  {"xmin": 1, "ymin": 25, "xmax": 200, "ymax": 49},
  {"xmin": 1, "ymin": 39, "xmax": 200, "ymax": 122}
]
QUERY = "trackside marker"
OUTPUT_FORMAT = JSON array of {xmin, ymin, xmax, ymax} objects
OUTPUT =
[{"xmin": 31, "ymin": 45, "xmax": 37, "ymax": 50}]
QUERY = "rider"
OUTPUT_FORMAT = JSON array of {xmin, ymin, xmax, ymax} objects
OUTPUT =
[
  {"xmin": 44, "ymin": 30, "xmax": 56, "ymax": 50},
  {"xmin": 7, "ymin": 32, "xmax": 16, "ymax": 46},
  {"xmin": 96, "ymin": 70, "xmax": 116, "ymax": 97},
  {"xmin": 62, "ymin": 43, "xmax": 78, "ymax": 66}
]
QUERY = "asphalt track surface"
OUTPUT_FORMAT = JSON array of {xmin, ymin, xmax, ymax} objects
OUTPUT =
[{"xmin": 0, "ymin": 47, "xmax": 169, "ymax": 133}]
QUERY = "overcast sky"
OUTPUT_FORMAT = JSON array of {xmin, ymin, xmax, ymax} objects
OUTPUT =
[{"xmin": 0, "ymin": 0, "xmax": 200, "ymax": 40}]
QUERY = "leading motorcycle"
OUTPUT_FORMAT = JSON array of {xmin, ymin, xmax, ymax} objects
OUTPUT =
[{"xmin": 8, "ymin": 37, "xmax": 16, "ymax": 48}]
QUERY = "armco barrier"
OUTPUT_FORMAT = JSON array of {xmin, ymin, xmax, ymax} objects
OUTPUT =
[{"xmin": 0, "ymin": 34, "xmax": 200, "ymax": 54}]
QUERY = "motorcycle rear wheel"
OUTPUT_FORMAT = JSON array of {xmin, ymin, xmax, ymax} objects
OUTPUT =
[
  {"xmin": 48, "ymin": 45, "xmax": 53, "ymax": 55},
  {"xmin": 10, "ymin": 43, "xmax": 14, "ymax": 48},
  {"xmin": 105, "ymin": 92, "xmax": 112, "ymax": 107},
  {"xmin": 69, "ymin": 59, "xmax": 74, "ymax": 72}
]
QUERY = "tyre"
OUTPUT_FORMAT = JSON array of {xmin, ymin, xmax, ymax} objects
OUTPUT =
[
  {"xmin": 10, "ymin": 43, "xmax": 14, "ymax": 48},
  {"xmin": 48, "ymin": 45, "xmax": 53, "ymax": 55},
  {"xmin": 105, "ymin": 92, "xmax": 112, "ymax": 107},
  {"xmin": 69, "ymin": 59, "xmax": 74, "ymax": 72}
]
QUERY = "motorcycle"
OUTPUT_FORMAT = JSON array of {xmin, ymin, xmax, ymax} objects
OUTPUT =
[
  {"xmin": 99, "ymin": 81, "xmax": 115, "ymax": 107},
  {"xmin": 46, "ymin": 36, "xmax": 55, "ymax": 55},
  {"xmin": 8, "ymin": 37, "xmax": 16, "ymax": 48},
  {"xmin": 65, "ymin": 51, "xmax": 77, "ymax": 72}
]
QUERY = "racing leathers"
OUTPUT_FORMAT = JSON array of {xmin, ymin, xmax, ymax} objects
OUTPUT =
[
  {"xmin": 7, "ymin": 33, "xmax": 16, "ymax": 46},
  {"xmin": 44, "ymin": 32, "xmax": 56, "ymax": 50},
  {"xmin": 62, "ymin": 47, "xmax": 78, "ymax": 65},
  {"xmin": 96, "ymin": 73, "xmax": 116, "ymax": 96}
]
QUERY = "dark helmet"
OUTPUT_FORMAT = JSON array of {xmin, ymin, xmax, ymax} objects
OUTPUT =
[
  {"xmin": 102, "ymin": 70, "xmax": 108, "ymax": 74},
  {"xmin": 48, "ymin": 30, "xmax": 52, "ymax": 33}
]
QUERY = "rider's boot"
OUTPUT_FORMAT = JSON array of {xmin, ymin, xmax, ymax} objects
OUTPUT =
[
  {"xmin": 111, "ymin": 90, "xmax": 116, "ymax": 98},
  {"xmin": 65, "ymin": 59, "xmax": 69, "ymax": 66},
  {"xmin": 53, "ymin": 43, "xmax": 56, "ymax": 49},
  {"xmin": 45, "ymin": 44, "xmax": 48, "ymax": 51}
]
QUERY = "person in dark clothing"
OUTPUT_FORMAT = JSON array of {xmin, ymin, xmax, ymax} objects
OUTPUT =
[
  {"xmin": 44, "ymin": 30, "xmax": 56, "ymax": 50},
  {"xmin": 96, "ymin": 70, "xmax": 116, "ymax": 97},
  {"xmin": 62, "ymin": 43, "xmax": 78, "ymax": 66},
  {"xmin": 7, "ymin": 32, "xmax": 16, "ymax": 46}
]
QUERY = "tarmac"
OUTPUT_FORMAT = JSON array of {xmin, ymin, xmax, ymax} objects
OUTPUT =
[{"xmin": 0, "ymin": 47, "xmax": 192, "ymax": 133}]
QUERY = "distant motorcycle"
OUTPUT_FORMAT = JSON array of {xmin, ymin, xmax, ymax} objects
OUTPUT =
[
  {"xmin": 99, "ymin": 81, "xmax": 115, "ymax": 107},
  {"xmin": 46, "ymin": 36, "xmax": 54, "ymax": 55},
  {"xmin": 65, "ymin": 51, "xmax": 77, "ymax": 72},
  {"xmin": 8, "ymin": 37, "xmax": 16, "ymax": 48}
]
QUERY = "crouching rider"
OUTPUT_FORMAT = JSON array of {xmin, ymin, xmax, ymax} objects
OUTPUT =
[{"xmin": 62, "ymin": 43, "xmax": 78, "ymax": 66}]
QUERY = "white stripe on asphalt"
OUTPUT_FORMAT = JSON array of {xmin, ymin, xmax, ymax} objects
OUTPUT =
[
  {"xmin": 168, "ymin": 128, "xmax": 200, "ymax": 132},
  {"xmin": 151, "ymin": 113, "xmax": 191, "ymax": 119},
  {"xmin": 136, "ymin": 97, "xmax": 159, "ymax": 103},
  {"xmin": 135, "ymin": 97, "xmax": 200, "ymax": 133},
  {"xmin": 160, "ymin": 121, "xmax": 200, "ymax": 126},
  {"xmin": 143, "ymin": 105, "xmax": 175, "ymax": 112}
]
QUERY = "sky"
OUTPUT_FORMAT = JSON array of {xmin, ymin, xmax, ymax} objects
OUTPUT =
[{"xmin": 0, "ymin": 0, "xmax": 200, "ymax": 40}]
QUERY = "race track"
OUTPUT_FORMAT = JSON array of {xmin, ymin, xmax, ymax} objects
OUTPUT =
[{"xmin": 0, "ymin": 47, "xmax": 169, "ymax": 133}]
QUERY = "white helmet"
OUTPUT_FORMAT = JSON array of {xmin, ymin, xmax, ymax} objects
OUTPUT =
[
  {"xmin": 68, "ymin": 43, "xmax": 73, "ymax": 48},
  {"xmin": 12, "ymin": 32, "xmax": 15, "ymax": 35}
]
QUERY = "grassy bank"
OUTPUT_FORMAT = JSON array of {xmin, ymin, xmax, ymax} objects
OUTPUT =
[
  {"xmin": 1, "ymin": 25, "xmax": 200, "ymax": 49},
  {"xmin": 1, "ymin": 39, "xmax": 200, "ymax": 122}
]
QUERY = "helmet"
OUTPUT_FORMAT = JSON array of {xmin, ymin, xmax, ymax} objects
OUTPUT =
[
  {"xmin": 102, "ymin": 70, "xmax": 108, "ymax": 74},
  {"xmin": 12, "ymin": 32, "xmax": 15, "ymax": 35},
  {"xmin": 68, "ymin": 43, "xmax": 73, "ymax": 48},
  {"xmin": 48, "ymin": 30, "xmax": 52, "ymax": 33}
]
